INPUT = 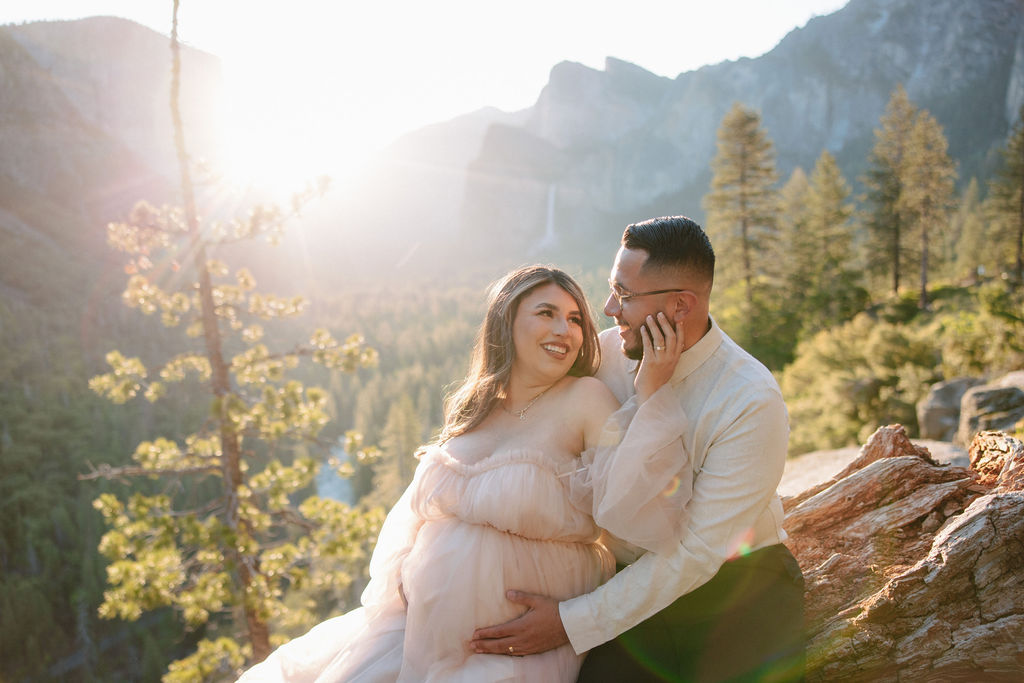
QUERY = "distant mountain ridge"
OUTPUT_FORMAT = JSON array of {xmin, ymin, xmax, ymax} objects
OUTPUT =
[
  {"xmin": 0, "ymin": 16, "xmax": 221, "ymax": 302},
  {"xmin": 1, "ymin": 0, "xmax": 1022, "ymax": 288},
  {"xmin": 444, "ymin": 0, "xmax": 1024, "ymax": 263}
]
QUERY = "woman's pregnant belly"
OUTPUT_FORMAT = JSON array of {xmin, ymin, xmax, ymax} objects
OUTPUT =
[{"xmin": 399, "ymin": 516, "xmax": 613, "ymax": 676}]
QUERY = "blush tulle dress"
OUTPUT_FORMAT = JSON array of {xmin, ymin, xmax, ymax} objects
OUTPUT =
[{"xmin": 239, "ymin": 390, "xmax": 689, "ymax": 682}]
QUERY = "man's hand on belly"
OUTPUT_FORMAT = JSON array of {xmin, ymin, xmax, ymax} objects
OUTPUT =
[{"xmin": 469, "ymin": 590, "xmax": 569, "ymax": 656}]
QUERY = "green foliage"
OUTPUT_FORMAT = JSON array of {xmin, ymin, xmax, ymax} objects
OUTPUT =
[
  {"xmin": 88, "ymin": 183, "xmax": 386, "ymax": 677},
  {"xmin": 863, "ymin": 84, "xmax": 918, "ymax": 296},
  {"xmin": 899, "ymin": 110, "xmax": 957, "ymax": 308},
  {"xmin": 861, "ymin": 86, "xmax": 958, "ymax": 308},
  {"xmin": 703, "ymin": 103, "xmax": 791, "ymax": 366},
  {"xmin": 777, "ymin": 153, "xmax": 868, "ymax": 344},
  {"xmin": 781, "ymin": 283, "xmax": 1024, "ymax": 455},
  {"xmin": 163, "ymin": 637, "xmax": 246, "ymax": 683},
  {"xmin": 88, "ymin": 29, "xmax": 383, "ymax": 671},
  {"xmin": 933, "ymin": 284, "xmax": 1024, "ymax": 377},
  {"xmin": 366, "ymin": 394, "xmax": 425, "ymax": 508},
  {"xmin": 304, "ymin": 280, "xmax": 484, "ymax": 501},
  {"xmin": 986, "ymin": 105, "xmax": 1024, "ymax": 285},
  {"xmin": 713, "ymin": 278, "xmax": 797, "ymax": 371},
  {"xmin": 781, "ymin": 312, "xmax": 941, "ymax": 454},
  {"xmin": 80, "ymin": 30, "xmax": 389, "ymax": 680},
  {"xmin": 949, "ymin": 179, "xmax": 992, "ymax": 282},
  {"xmin": 704, "ymin": 102, "xmax": 780, "ymax": 307},
  {"xmin": 0, "ymin": 291, "xmax": 197, "ymax": 680}
]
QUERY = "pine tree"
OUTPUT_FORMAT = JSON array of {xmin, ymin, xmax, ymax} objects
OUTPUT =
[
  {"xmin": 988, "ymin": 105, "xmax": 1024, "ymax": 287},
  {"xmin": 863, "ymin": 85, "xmax": 918, "ymax": 296},
  {"xmin": 899, "ymin": 110, "xmax": 957, "ymax": 308},
  {"xmin": 778, "ymin": 153, "xmax": 864, "ymax": 340},
  {"xmin": 368, "ymin": 395, "xmax": 424, "ymax": 508},
  {"xmin": 83, "ymin": 3, "xmax": 382, "ymax": 676},
  {"xmin": 779, "ymin": 166, "xmax": 812, "ymax": 309},
  {"xmin": 776, "ymin": 166, "xmax": 815, "ymax": 345},
  {"xmin": 704, "ymin": 102, "xmax": 780, "ymax": 307},
  {"xmin": 807, "ymin": 152, "xmax": 854, "ymax": 268},
  {"xmin": 951, "ymin": 179, "xmax": 988, "ymax": 283},
  {"xmin": 804, "ymin": 150, "xmax": 864, "ymax": 328}
]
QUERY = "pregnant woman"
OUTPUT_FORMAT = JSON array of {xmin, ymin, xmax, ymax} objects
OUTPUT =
[{"xmin": 239, "ymin": 265, "xmax": 689, "ymax": 682}]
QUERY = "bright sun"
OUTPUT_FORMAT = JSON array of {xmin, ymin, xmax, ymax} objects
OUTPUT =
[
  {"xmin": 214, "ymin": 85, "xmax": 381, "ymax": 197},
  {"xmin": 208, "ymin": 20, "xmax": 399, "ymax": 197}
]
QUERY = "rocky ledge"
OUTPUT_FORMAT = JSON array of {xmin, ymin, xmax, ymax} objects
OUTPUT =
[{"xmin": 784, "ymin": 425, "xmax": 1024, "ymax": 681}]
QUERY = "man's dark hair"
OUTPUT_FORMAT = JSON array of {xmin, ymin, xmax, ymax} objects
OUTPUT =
[{"xmin": 622, "ymin": 216, "xmax": 715, "ymax": 286}]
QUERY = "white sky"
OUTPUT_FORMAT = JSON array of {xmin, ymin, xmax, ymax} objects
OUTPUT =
[{"xmin": 2, "ymin": 0, "xmax": 849, "ymax": 189}]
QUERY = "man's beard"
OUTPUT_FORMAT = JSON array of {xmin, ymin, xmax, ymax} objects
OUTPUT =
[{"xmin": 623, "ymin": 338, "xmax": 643, "ymax": 361}]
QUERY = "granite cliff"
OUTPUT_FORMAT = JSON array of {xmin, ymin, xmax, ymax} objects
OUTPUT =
[{"xmin": 449, "ymin": 0, "xmax": 1024, "ymax": 263}]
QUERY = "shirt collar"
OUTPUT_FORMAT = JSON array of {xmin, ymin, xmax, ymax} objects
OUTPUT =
[{"xmin": 668, "ymin": 315, "xmax": 722, "ymax": 385}]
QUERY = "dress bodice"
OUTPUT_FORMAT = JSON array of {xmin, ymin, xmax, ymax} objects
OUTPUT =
[
  {"xmin": 237, "ymin": 386, "xmax": 692, "ymax": 682},
  {"xmin": 411, "ymin": 446, "xmax": 602, "ymax": 544}
]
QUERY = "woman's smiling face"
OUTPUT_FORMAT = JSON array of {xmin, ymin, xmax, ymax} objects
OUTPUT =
[{"xmin": 510, "ymin": 282, "xmax": 584, "ymax": 382}]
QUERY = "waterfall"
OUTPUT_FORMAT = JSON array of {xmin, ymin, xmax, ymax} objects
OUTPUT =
[{"xmin": 537, "ymin": 183, "xmax": 558, "ymax": 250}]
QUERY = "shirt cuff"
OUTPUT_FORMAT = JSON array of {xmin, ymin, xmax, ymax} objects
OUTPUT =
[{"xmin": 559, "ymin": 592, "xmax": 608, "ymax": 655}]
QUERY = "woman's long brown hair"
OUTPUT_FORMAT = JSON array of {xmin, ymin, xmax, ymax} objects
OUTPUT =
[{"xmin": 437, "ymin": 266, "xmax": 600, "ymax": 443}]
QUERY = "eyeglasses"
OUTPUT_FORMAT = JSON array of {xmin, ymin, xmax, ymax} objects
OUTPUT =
[{"xmin": 607, "ymin": 279, "xmax": 688, "ymax": 305}]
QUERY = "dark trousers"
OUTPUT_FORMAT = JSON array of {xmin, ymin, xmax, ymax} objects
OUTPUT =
[{"xmin": 577, "ymin": 544, "xmax": 805, "ymax": 683}]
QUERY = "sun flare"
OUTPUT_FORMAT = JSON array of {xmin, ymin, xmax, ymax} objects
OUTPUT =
[
  {"xmin": 214, "ymin": 93, "xmax": 380, "ymax": 197},
  {"xmin": 209, "ymin": 26, "xmax": 398, "ymax": 196}
]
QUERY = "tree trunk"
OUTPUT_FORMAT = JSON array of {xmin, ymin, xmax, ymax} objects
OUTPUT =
[
  {"xmin": 919, "ymin": 216, "xmax": 929, "ymax": 309},
  {"xmin": 892, "ymin": 218, "xmax": 900, "ymax": 296},
  {"xmin": 1015, "ymin": 180, "xmax": 1023, "ymax": 287},
  {"xmin": 739, "ymin": 165, "xmax": 753, "ymax": 308},
  {"xmin": 741, "ymin": 216, "xmax": 753, "ymax": 307},
  {"xmin": 169, "ymin": 0, "xmax": 270, "ymax": 662}
]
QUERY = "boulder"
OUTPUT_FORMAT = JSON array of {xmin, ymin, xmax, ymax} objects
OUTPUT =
[
  {"xmin": 970, "ymin": 430, "xmax": 1024, "ymax": 491},
  {"xmin": 994, "ymin": 370, "xmax": 1024, "ymax": 390},
  {"xmin": 956, "ymin": 385, "xmax": 1024, "ymax": 446},
  {"xmin": 916, "ymin": 377, "xmax": 983, "ymax": 441},
  {"xmin": 785, "ymin": 425, "xmax": 1024, "ymax": 681}
]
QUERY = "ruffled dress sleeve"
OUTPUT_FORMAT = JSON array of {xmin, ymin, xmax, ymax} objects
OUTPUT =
[
  {"xmin": 359, "ymin": 464, "xmax": 425, "ymax": 617},
  {"xmin": 567, "ymin": 384, "xmax": 691, "ymax": 556}
]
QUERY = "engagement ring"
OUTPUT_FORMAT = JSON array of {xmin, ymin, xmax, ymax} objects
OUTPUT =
[
  {"xmin": 508, "ymin": 646, "xmax": 515, "ymax": 654},
  {"xmin": 655, "ymin": 345, "xmax": 665, "ymax": 351}
]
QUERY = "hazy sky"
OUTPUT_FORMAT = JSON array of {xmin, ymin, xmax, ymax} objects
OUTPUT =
[{"xmin": 2, "ymin": 0, "xmax": 849, "ymax": 188}]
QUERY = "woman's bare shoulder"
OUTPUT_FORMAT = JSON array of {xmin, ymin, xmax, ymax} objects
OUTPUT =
[
  {"xmin": 558, "ymin": 376, "xmax": 620, "ymax": 449},
  {"xmin": 562, "ymin": 375, "xmax": 618, "ymax": 409}
]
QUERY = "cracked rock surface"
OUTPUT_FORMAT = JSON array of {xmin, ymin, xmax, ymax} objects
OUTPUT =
[{"xmin": 783, "ymin": 426, "xmax": 1024, "ymax": 681}]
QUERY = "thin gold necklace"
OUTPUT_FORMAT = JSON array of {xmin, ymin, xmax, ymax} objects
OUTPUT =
[{"xmin": 502, "ymin": 384, "xmax": 553, "ymax": 421}]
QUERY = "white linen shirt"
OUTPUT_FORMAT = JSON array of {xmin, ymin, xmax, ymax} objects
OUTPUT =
[{"xmin": 559, "ymin": 317, "xmax": 790, "ymax": 654}]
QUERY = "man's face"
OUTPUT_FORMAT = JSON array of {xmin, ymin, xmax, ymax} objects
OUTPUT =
[{"xmin": 604, "ymin": 247, "xmax": 675, "ymax": 360}]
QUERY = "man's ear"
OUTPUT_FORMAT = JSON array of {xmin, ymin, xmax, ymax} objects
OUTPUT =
[{"xmin": 671, "ymin": 291, "xmax": 699, "ymax": 322}]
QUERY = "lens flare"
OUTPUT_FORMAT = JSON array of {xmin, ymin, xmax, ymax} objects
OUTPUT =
[
  {"xmin": 727, "ymin": 527, "xmax": 756, "ymax": 559},
  {"xmin": 661, "ymin": 475, "xmax": 683, "ymax": 498}
]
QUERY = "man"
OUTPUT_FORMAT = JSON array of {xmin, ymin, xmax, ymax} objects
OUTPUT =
[{"xmin": 471, "ymin": 216, "xmax": 805, "ymax": 681}]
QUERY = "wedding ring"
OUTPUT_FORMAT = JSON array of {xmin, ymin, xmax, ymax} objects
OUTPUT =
[
  {"xmin": 655, "ymin": 345, "xmax": 665, "ymax": 351},
  {"xmin": 508, "ymin": 646, "xmax": 515, "ymax": 654}
]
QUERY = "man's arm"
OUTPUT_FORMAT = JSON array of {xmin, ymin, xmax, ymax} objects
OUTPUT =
[
  {"xmin": 560, "ymin": 391, "xmax": 789, "ymax": 653},
  {"xmin": 472, "ymin": 388, "xmax": 788, "ymax": 656}
]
